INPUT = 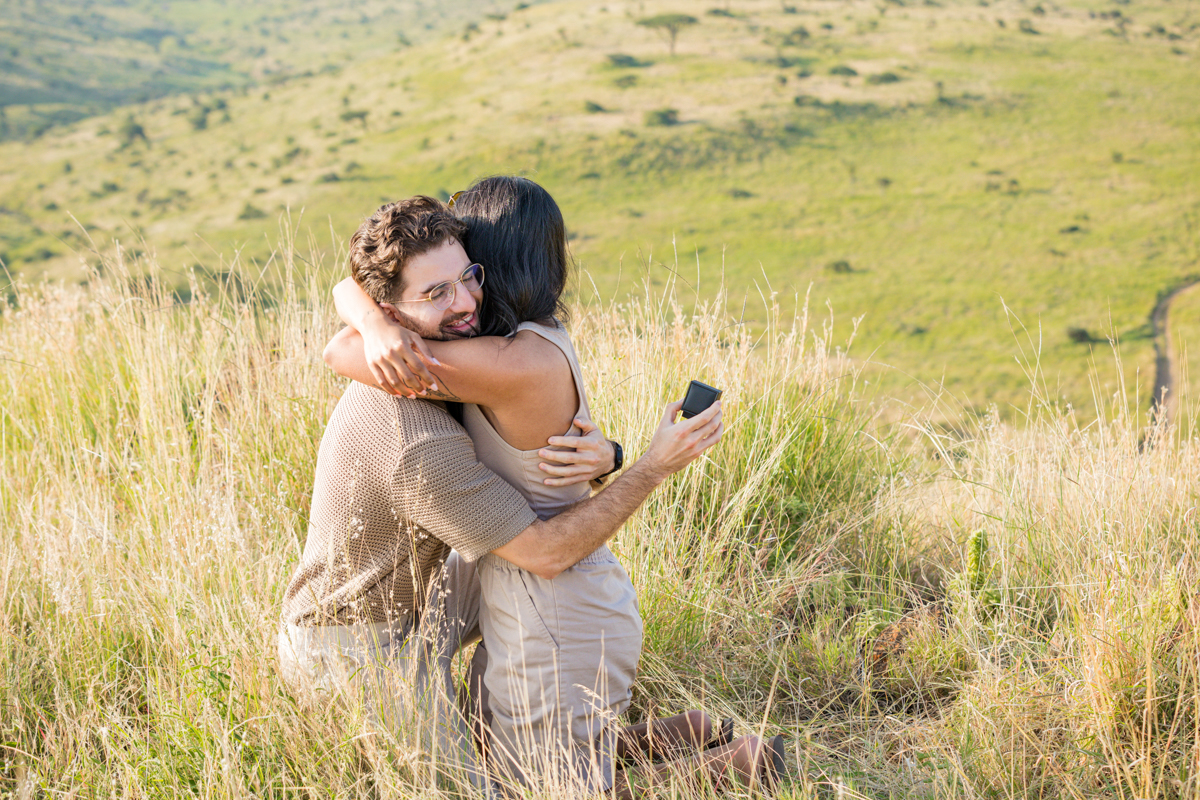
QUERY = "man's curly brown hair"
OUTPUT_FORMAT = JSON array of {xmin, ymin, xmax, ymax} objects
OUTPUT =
[{"xmin": 348, "ymin": 196, "xmax": 467, "ymax": 303}]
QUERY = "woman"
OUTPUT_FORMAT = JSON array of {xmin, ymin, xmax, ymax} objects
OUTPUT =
[{"xmin": 324, "ymin": 176, "xmax": 783, "ymax": 795}]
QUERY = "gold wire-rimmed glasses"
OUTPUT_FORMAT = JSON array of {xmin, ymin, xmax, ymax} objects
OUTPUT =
[{"xmin": 395, "ymin": 263, "xmax": 485, "ymax": 311}]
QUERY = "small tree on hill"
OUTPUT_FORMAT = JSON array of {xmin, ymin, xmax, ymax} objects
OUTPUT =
[
  {"xmin": 117, "ymin": 115, "xmax": 149, "ymax": 148},
  {"xmin": 187, "ymin": 105, "xmax": 209, "ymax": 131},
  {"xmin": 340, "ymin": 109, "xmax": 369, "ymax": 131},
  {"xmin": 637, "ymin": 14, "xmax": 698, "ymax": 56}
]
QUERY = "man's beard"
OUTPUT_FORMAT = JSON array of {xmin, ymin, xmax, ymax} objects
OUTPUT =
[{"xmin": 394, "ymin": 308, "xmax": 477, "ymax": 341}]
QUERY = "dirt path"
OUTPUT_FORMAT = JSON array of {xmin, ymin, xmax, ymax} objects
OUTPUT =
[{"xmin": 1150, "ymin": 279, "xmax": 1200, "ymax": 425}]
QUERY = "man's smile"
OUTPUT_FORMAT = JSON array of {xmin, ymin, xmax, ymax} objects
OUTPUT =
[{"xmin": 444, "ymin": 311, "xmax": 478, "ymax": 336}]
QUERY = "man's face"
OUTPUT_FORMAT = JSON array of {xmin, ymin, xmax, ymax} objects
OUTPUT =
[{"xmin": 385, "ymin": 239, "xmax": 482, "ymax": 340}]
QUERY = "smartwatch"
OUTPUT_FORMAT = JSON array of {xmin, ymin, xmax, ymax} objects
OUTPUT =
[{"xmin": 597, "ymin": 439, "xmax": 623, "ymax": 481}]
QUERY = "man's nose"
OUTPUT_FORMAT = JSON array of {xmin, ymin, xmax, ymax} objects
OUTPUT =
[{"xmin": 449, "ymin": 280, "xmax": 477, "ymax": 316}]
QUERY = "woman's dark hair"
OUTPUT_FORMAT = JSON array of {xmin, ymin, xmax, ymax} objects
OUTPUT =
[{"xmin": 451, "ymin": 176, "xmax": 571, "ymax": 337}]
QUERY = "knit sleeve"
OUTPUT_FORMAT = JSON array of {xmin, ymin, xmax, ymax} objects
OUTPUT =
[{"xmin": 391, "ymin": 400, "xmax": 538, "ymax": 562}]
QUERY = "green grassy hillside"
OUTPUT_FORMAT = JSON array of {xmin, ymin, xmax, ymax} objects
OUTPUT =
[
  {"xmin": 0, "ymin": 0, "xmax": 495, "ymax": 139},
  {"xmin": 1, "ymin": 0, "xmax": 1197, "ymax": 415}
]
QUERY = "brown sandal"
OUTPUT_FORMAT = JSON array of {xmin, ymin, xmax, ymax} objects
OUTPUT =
[
  {"xmin": 705, "ymin": 717, "xmax": 734, "ymax": 750},
  {"xmin": 708, "ymin": 734, "xmax": 786, "ymax": 792},
  {"xmin": 759, "ymin": 734, "xmax": 786, "ymax": 790}
]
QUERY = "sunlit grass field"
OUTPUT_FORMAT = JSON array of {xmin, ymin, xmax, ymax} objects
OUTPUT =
[{"xmin": 2, "ymin": 236, "xmax": 1199, "ymax": 797}]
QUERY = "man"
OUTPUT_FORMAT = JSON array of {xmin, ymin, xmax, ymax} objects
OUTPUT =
[{"xmin": 278, "ymin": 196, "xmax": 724, "ymax": 787}]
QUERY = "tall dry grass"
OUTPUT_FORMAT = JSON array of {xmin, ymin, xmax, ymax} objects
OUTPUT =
[{"xmin": 1, "ymin": 237, "xmax": 1197, "ymax": 798}]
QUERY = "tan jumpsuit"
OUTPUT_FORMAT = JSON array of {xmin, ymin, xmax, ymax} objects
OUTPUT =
[{"xmin": 464, "ymin": 320, "xmax": 642, "ymax": 793}]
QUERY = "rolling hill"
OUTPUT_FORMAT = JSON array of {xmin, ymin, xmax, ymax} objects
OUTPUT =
[{"xmin": 0, "ymin": 0, "xmax": 497, "ymax": 139}]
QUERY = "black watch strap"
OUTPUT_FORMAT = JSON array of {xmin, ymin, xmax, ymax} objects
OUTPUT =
[{"xmin": 598, "ymin": 439, "xmax": 623, "ymax": 481}]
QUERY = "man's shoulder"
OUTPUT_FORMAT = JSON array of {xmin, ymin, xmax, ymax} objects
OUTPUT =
[
  {"xmin": 334, "ymin": 383, "xmax": 468, "ymax": 449},
  {"xmin": 321, "ymin": 383, "xmax": 450, "ymax": 454}
]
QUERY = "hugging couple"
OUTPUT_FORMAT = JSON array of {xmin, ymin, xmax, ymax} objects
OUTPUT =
[{"xmin": 278, "ymin": 176, "xmax": 785, "ymax": 797}]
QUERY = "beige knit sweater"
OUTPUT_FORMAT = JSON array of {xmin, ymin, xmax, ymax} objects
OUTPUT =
[{"xmin": 282, "ymin": 382, "xmax": 538, "ymax": 627}]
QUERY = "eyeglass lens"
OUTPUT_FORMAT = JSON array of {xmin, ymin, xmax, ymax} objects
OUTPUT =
[{"xmin": 429, "ymin": 264, "xmax": 484, "ymax": 310}]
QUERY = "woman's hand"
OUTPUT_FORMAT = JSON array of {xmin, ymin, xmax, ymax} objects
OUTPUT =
[
  {"xmin": 359, "ymin": 312, "xmax": 441, "ymax": 398},
  {"xmin": 537, "ymin": 419, "xmax": 616, "ymax": 487}
]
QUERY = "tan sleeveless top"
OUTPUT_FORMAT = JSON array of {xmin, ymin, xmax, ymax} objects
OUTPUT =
[{"xmin": 463, "ymin": 320, "xmax": 592, "ymax": 521}]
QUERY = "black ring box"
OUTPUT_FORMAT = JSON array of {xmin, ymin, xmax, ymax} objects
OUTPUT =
[{"xmin": 680, "ymin": 380, "xmax": 722, "ymax": 419}]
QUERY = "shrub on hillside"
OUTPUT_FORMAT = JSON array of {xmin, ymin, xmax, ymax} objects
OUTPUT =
[
  {"xmin": 781, "ymin": 25, "xmax": 811, "ymax": 45},
  {"xmin": 765, "ymin": 55, "xmax": 806, "ymax": 68},
  {"xmin": 866, "ymin": 71, "xmax": 901, "ymax": 84},
  {"xmin": 237, "ymin": 203, "xmax": 267, "ymax": 220},
  {"xmin": 584, "ymin": 101, "xmax": 607, "ymax": 113},
  {"xmin": 1067, "ymin": 326, "xmax": 1096, "ymax": 344},
  {"xmin": 830, "ymin": 64, "xmax": 858, "ymax": 76},
  {"xmin": 644, "ymin": 108, "xmax": 680, "ymax": 126},
  {"xmin": 607, "ymin": 53, "xmax": 652, "ymax": 68},
  {"xmin": 117, "ymin": 115, "xmax": 149, "ymax": 148},
  {"xmin": 187, "ymin": 106, "xmax": 209, "ymax": 131},
  {"xmin": 340, "ymin": 110, "xmax": 368, "ymax": 130}
]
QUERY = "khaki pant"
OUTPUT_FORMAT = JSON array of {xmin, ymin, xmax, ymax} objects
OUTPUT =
[
  {"xmin": 478, "ymin": 545, "xmax": 643, "ymax": 793},
  {"xmin": 278, "ymin": 551, "xmax": 488, "ymax": 789}
]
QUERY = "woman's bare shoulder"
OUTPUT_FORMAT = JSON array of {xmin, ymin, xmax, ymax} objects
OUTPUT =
[{"xmin": 509, "ymin": 328, "xmax": 571, "ymax": 378}]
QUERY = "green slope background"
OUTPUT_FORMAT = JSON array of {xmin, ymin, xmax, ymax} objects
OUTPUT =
[
  {"xmin": 0, "ymin": 0, "xmax": 1197, "ymax": 417},
  {"xmin": 0, "ymin": 0, "xmax": 496, "ymax": 137}
]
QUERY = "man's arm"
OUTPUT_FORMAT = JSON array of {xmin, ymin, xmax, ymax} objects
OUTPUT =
[{"xmin": 492, "ymin": 398, "xmax": 723, "ymax": 579}]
